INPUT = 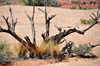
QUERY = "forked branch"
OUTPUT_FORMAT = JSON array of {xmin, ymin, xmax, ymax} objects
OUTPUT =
[
  {"xmin": 38, "ymin": 3, "xmax": 56, "ymax": 40},
  {"xmin": 0, "ymin": 7, "xmax": 26, "ymax": 47},
  {"xmin": 25, "ymin": 5, "xmax": 36, "ymax": 45},
  {"xmin": 49, "ymin": 8, "xmax": 100, "ymax": 45},
  {"xmin": 9, "ymin": 7, "xmax": 17, "ymax": 33}
]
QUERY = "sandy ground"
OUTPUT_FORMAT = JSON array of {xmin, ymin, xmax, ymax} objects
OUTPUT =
[{"xmin": 0, "ymin": 5, "xmax": 100, "ymax": 66}]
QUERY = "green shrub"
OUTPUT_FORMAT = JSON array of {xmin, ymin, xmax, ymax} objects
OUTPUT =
[
  {"xmin": 19, "ymin": 0, "xmax": 34, "ymax": 6},
  {"xmin": 80, "ymin": 19, "xmax": 95, "ymax": 24},
  {"xmin": 5, "ymin": 1, "xmax": 11, "ymax": 5},
  {"xmin": 80, "ymin": 19, "xmax": 87, "ymax": 24},
  {"xmin": 0, "ymin": 0, "xmax": 4, "ymax": 3},
  {"xmin": 72, "ymin": 44, "xmax": 92, "ymax": 56},
  {"xmin": 87, "ymin": 19, "xmax": 95, "ymax": 24},
  {"xmin": 76, "ymin": 1, "xmax": 80, "ymax": 4},
  {"xmin": 87, "ymin": 6, "xmax": 93, "ymax": 10},
  {"xmin": 19, "ymin": 0, "xmax": 60, "ymax": 7}
]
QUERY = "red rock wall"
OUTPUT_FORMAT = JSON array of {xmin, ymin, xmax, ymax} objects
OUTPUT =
[{"xmin": 59, "ymin": 0, "xmax": 99, "ymax": 9}]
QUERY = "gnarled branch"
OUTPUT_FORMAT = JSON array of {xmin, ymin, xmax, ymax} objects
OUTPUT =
[
  {"xmin": 48, "ymin": 8, "xmax": 100, "ymax": 45},
  {"xmin": 0, "ymin": 7, "xmax": 27, "ymax": 47}
]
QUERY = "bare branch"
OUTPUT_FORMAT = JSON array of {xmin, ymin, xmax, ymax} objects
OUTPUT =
[
  {"xmin": 49, "ymin": 12, "xmax": 99, "ymax": 44},
  {"xmin": 55, "ymin": 24, "xmax": 62, "ymax": 34},
  {"xmin": 38, "ymin": 8, "xmax": 45, "ymax": 13},
  {"xmin": 24, "ymin": 36, "xmax": 33, "ymax": 46},
  {"xmin": 89, "ymin": 42, "xmax": 100, "ymax": 48},
  {"xmin": 0, "ymin": 26, "xmax": 2, "ymax": 32},
  {"xmin": 97, "ymin": 8, "xmax": 100, "ymax": 20},
  {"xmin": 15, "ymin": 18, "xmax": 17, "ymax": 25},
  {"xmin": 63, "ymin": 21, "xmax": 98, "ymax": 36},
  {"xmin": 48, "ymin": 14, "xmax": 56, "ymax": 22},
  {"xmin": 9, "ymin": 7, "xmax": 14, "ymax": 23},
  {"xmin": 9, "ymin": 7, "xmax": 17, "ymax": 32},
  {"xmin": 24, "ymin": 36, "xmax": 40, "ymax": 57},
  {"xmin": 1, "ymin": 8, "xmax": 27, "ymax": 47},
  {"xmin": 25, "ymin": 6, "xmax": 36, "ymax": 45},
  {"xmin": 2, "ymin": 16, "xmax": 11, "ymax": 30},
  {"xmin": 60, "ymin": 38, "xmax": 67, "ymax": 44},
  {"xmin": 32, "ymin": 6, "xmax": 35, "ymax": 21},
  {"xmin": 90, "ymin": 15, "xmax": 94, "ymax": 20},
  {"xmin": 41, "ymin": 33, "xmax": 46, "ymax": 40},
  {"xmin": 92, "ymin": 13, "xmax": 96, "ymax": 18},
  {"xmin": 38, "ymin": 4, "xmax": 56, "ymax": 41}
]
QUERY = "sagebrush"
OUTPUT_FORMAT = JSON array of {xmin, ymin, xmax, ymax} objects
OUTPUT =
[{"xmin": 72, "ymin": 44, "xmax": 92, "ymax": 56}]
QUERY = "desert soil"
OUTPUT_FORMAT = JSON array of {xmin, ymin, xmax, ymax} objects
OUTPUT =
[{"xmin": 0, "ymin": 5, "xmax": 100, "ymax": 66}]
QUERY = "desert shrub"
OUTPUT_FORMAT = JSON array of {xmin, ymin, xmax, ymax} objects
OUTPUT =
[
  {"xmin": 0, "ymin": 40, "xmax": 23, "ymax": 64},
  {"xmin": 87, "ymin": 6, "xmax": 93, "ymax": 10},
  {"xmin": 75, "ymin": 0, "xmax": 81, "ymax": 4},
  {"xmin": 80, "ymin": 19, "xmax": 87, "ymax": 24},
  {"xmin": 19, "ymin": 0, "xmax": 34, "ymax": 6},
  {"xmin": 80, "ymin": 19, "xmax": 95, "ymax": 24},
  {"xmin": 19, "ymin": 0, "xmax": 60, "ymax": 7},
  {"xmin": 0, "ymin": 51, "xmax": 16, "ymax": 64},
  {"xmin": 0, "ymin": 0, "xmax": 4, "ymax": 3},
  {"xmin": 5, "ymin": 1, "xmax": 11, "ymax": 5},
  {"xmin": 72, "ymin": 44, "xmax": 92, "ymax": 56},
  {"xmin": 0, "ymin": 52, "xmax": 5, "ymax": 63},
  {"xmin": 87, "ymin": 19, "xmax": 95, "ymax": 24}
]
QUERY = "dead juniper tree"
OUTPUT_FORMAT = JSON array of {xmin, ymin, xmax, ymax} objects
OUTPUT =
[{"xmin": 0, "ymin": 4, "xmax": 100, "ymax": 59}]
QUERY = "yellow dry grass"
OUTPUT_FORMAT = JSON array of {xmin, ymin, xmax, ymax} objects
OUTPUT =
[
  {"xmin": 7, "ymin": 41, "xmax": 27, "ymax": 58},
  {"xmin": 15, "ymin": 3, "xmax": 24, "ymax": 6},
  {"xmin": 39, "ymin": 40, "xmax": 61, "ymax": 58}
]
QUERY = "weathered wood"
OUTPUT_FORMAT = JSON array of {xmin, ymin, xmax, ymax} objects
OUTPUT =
[
  {"xmin": 48, "ymin": 9, "xmax": 100, "ymax": 45},
  {"xmin": 1, "ymin": 8, "xmax": 27, "ymax": 47},
  {"xmin": 24, "ymin": 36, "xmax": 40, "ymax": 57},
  {"xmin": 38, "ymin": 4, "xmax": 56, "ymax": 40},
  {"xmin": 0, "ymin": 5, "xmax": 100, "ymax": 59},
  {"xmin": 9, "ymin": 7, "xmax": 17, "ymax": 33}
]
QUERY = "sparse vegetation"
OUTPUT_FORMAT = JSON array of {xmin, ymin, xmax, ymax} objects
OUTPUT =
[
  {"xmin": 0, "ymin": 0, "xmax": 4, "ymax": 3},
  {"xmin": 5, "ymin": 1, "xmax": 11, "ymax": 5},
  {"xmin": 80, "ymin": 19, "xmax": 95, "ymax": 24},
  {"xmin": 0, "ymin": 2, "xmax": 100, "ymax": 62},
  {"xmin": 19, "ymin": 0, "xmax": 60, "ymax": 7},
  {"xmin": 19, "ymin": 0, "xmax": 34, "ymax": 6},
  {"xmin": 87, "ymin": 19, "xmax": 95, "ymax": 24},
  {"xmin": 0, "ymin": 39, "xmax": 26, "ymax": 64},
  {"xmin": 87, "ymin": 6, "xmax": 93, "ymax": 10},
  {"xmin": 72, "ymin": 44, "xmax": 92, "ymax": 56},
  {"xmin": 80, "ymin": 19, "xmax": 87, "ymax": 24}
]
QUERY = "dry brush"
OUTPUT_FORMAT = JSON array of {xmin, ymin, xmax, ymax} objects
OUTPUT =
[{"xmin": 0, "ymin": 4, "xmax": 100, "ymax": 59}]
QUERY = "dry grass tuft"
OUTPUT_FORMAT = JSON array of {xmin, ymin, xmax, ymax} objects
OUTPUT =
[
  {"xmin": 15, "ymin": 2, "xmax": 24, "ymax": 6},
  {"xmin": 39, "ymin": 40, "xmax": 61, "ymax": 58}
]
